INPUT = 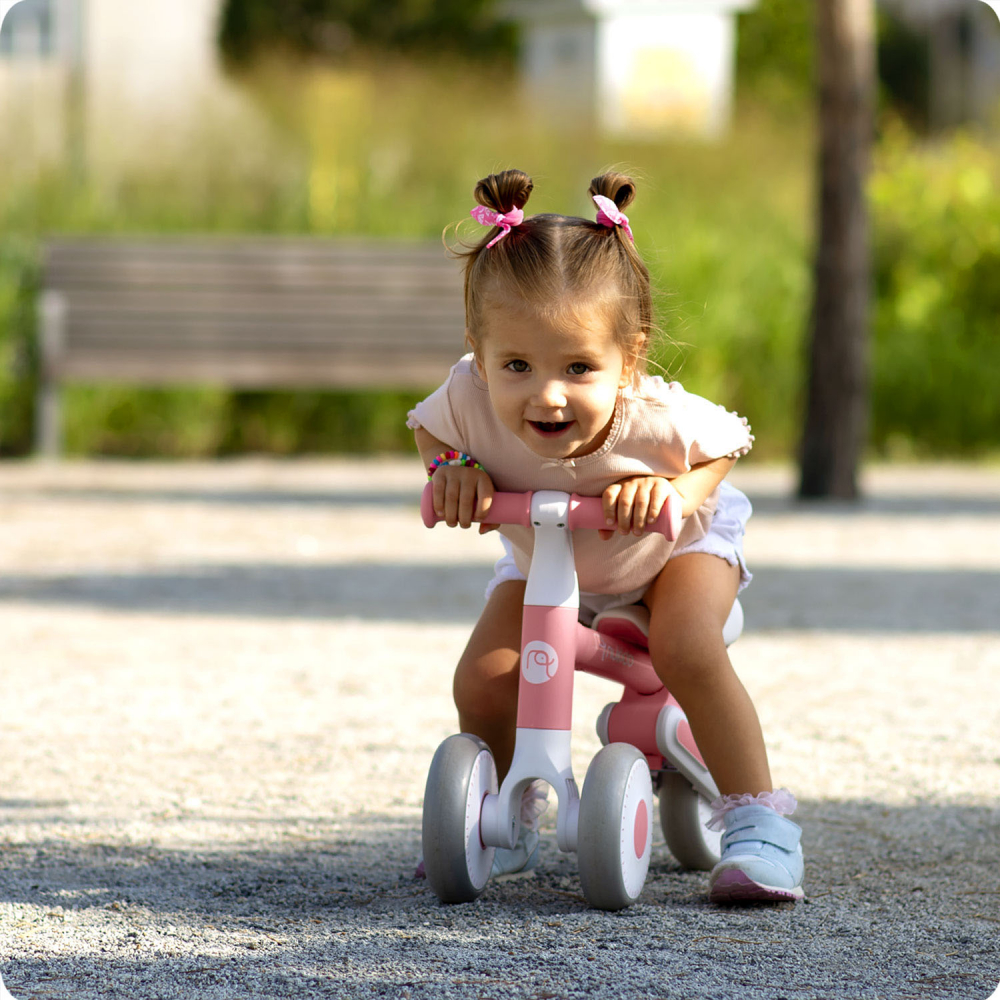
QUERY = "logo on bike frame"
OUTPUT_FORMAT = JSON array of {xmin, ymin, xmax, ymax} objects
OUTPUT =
[{"xmin": 521, "ymin": 641, "xmax": 559, "ymax": 684}]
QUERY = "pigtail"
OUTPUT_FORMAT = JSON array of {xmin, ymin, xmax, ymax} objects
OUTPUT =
[
  {"xmin": 587, "ymin": 172, "xmax": 653, "ymax": 377},
  {"xmin": 456, "ymin": 169, "xmax": 536, "ymax": 353},
  {"xmin": 588, "ymin": 172, "xmax": 636, "ymax": 212},
  {"xmin": 474, "ymin": 169, "xmax": 534, "ymax": 216}
]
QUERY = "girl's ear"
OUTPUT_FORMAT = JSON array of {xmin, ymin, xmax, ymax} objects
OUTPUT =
[
  {"xmin": 618, "ymin": 355, "xmax": 636, "ymax": 388},
  {"xmin": 466, "ymin": 329, "xmax": 488, "ymax": 383}
]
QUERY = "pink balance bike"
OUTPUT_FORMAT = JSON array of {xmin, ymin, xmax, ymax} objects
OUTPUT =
[{"xmin": 420, "ymin": 485, "xmax": 743, "ymax": 911}]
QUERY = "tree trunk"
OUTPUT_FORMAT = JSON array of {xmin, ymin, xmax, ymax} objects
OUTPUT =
[{"xmin": 799, "ymin": 0, "xmax": 876, "ymax": 499}]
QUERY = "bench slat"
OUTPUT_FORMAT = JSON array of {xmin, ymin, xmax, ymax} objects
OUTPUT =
[
  {"xmin": 62, "ymin": 295, "xmax": 463, "ymax": 319},
  {"xmin": 46, "ymin": 237, "xmax": 455, "ymax": 257},
  {"xmin": 50, "ymin": 266, "xmax": 462, "ymax": 293},
  {"xmin": 57, "ymin": 352, "xmax": 455, "ymax": 388},
  {"xmin": 66, "ymin": 318, "xmax": 463, "ymax": 341},
  {"xmin": 46, "ymin": 242, "xmax": 462, "ymax": 279}
]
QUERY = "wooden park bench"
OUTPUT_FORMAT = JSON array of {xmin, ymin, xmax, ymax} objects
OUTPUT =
[{"xmin": 36, "ymin": 237, "xmax": 468, "ymax": 455}]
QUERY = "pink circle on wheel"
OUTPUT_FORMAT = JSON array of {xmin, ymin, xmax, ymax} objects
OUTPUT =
[{"xmin": 633, "ymin": 799, "xmax": 649, "ymax": 859}]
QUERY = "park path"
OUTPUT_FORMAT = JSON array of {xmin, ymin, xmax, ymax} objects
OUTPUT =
[{"xmin": 0, "ymin": 459, "xmax": 998, "ymax": 1000}]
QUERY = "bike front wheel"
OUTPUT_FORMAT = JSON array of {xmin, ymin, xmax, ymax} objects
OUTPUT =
[
  {"xmin": 577, "ymin": 743, "xmax": 653, "ymax": 910},
  {"xmin": 422, "ymin": 734, "xmax": 497, "ymax": 903}
]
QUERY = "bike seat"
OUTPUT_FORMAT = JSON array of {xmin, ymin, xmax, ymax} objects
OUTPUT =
[
  {"xmin": 592, "ymin": 599, "xmax": 744, "ymax": 650},
  {"xmin": 592, "ymin": 605, "xmax": 651, "ymax": 649}
]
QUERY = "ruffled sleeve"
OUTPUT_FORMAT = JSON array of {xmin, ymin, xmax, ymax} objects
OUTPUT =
[
  {"xmin": 405, "ymin": 357, "xmax": 469, "ymax": 450},
  {"xmin": 639, "ymin": 378, "xmax": 754, "ymax": 469}
]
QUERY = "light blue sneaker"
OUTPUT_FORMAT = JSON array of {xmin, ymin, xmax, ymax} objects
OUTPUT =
[
  {"xmin": 490, "ymin": 827, "xmax": 541, "ymax": 879},
  {"xmin": 491, "ymin": 779, "xmax": 548, "ymax": 878},
  {"xmin": 708, "ymin": 804, "xmax": 805, "ymax": 903}
]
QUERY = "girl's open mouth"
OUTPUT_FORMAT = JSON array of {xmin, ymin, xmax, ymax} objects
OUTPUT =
[{"xmin": 529, "ymin": 420, "xmax": 573, "ymax": 437}]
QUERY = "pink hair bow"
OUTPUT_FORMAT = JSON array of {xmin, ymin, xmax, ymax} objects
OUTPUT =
[
  {"xmin": 470, "ymin": 205, "xmax": 524, "ymax": 248},
  {"xmin": 593, "ymin": 194, "xmax": 634, "ymax": 243}
]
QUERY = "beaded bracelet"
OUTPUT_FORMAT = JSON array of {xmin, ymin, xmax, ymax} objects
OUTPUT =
[{"xmin": 427, "ymin": 451, "xmax": 486, "ymax": 480}]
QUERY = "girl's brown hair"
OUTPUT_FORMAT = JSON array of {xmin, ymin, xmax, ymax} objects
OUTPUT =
[{"xmin": 455, "ymin": 169, "xmax": 654, "ymax": 379}]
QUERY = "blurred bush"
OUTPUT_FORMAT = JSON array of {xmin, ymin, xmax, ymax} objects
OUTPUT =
[
  {"xmin": 736, "ymin": 0, "xmax": 815, "ymax": 108},
  {"xmin": 58, "ymin": 385, "xmax": 424, "ymax": 456},
  {"xmin": 871, "ymin": 128, "xmax": 1000, "ymax": 458},
  {"xmin": 0, "ymin": 236, "xmax": 38, "ymax": 455},
  {"xmin": 876, "ymin": 8, "xmax": 931, "ymax": 132},
  {"xmin": 218, "ymin": 0, "xmax": 515, "ymax": 64}
]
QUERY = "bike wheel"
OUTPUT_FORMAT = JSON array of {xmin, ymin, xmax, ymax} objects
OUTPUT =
[
  {"xmin": 422, "ymin": 734, "xmax": 497, "ymax": 903},
  {"xmin": 658, "ymin": 770, "xmax": 722, "ymax": 871},
  {"xmin": 577, "ymin": 743, "xmax": 653, "ymax": 911}
]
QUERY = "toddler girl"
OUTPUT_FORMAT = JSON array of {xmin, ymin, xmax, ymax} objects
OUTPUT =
[{"xmin": 408, "ymin": 169, "xmax": 804, "ymax": 903}]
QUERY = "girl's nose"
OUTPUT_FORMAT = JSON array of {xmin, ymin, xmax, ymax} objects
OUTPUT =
[{"xmin": 533, "ymin": 380, "xmax": 568, "ymax": 408}]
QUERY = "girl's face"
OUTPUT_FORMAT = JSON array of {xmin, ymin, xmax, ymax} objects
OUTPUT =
[{"xmin": 475, "ymin": 300, "xmax": 630, "ymax": 460}]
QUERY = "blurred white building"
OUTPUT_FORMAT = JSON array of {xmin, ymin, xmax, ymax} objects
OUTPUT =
[
  {"xmin": 0, "ymin": 0, "xmax": 249, "ymax": 173},
  {"xmin": 504, "ymin": 0, "xmax": 758, "ymax": 138}
]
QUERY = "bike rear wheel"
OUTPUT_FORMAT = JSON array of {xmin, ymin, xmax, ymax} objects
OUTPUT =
[{"xmin": 659, "ymin": 770, "xmax": 721, "ymax": 871}]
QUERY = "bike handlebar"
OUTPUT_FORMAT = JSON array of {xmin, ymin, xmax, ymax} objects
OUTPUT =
[{"xmin": 420, "ymin": 483, "xmax": 682, "ymax": 541}]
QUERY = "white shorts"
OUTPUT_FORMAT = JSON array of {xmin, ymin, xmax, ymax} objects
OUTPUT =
[{"xmin": 484, "ymin": 481, "xmax": 753, "ymax": 623}]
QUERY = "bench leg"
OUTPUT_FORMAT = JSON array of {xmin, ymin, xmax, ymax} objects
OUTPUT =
[
  {"xmin": 35, "ymin": 381, "xmax": 62, "ymax": 458},
  {"xmin": 35, "ymin": 290, "xmax": 65, "ymax": 458}
]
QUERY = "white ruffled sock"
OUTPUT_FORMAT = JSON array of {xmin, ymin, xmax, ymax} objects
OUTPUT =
[
  {"xmin": 519, "ymin": 779, "xmax": 549, "ymax": 833},
  {"xmin": 707, "ymin": 788, "xmax": 798, "ymax": 832}
]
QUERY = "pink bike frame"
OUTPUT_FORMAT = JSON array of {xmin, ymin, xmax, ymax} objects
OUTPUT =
[{"xmin": 421, "ymin": 484, "xmax": 714, "ymax": 856}]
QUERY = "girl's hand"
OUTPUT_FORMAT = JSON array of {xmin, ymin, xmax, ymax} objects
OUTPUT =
[
  {"xmin": 431, "ymin": 465, "xmax": 496, "ymax": 532},
  {"xmin": 600, "ymin": 476, "xmax": 677, "ymax": 540}
]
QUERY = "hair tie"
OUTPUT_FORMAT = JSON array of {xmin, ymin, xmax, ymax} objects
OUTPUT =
[
  {"xmin": 471, "ymin": 205, "xmax": 524, "ymax": 248},
  {"xmin": 593, "ymin": 194, "xmax": 634, "ymax": 243}
]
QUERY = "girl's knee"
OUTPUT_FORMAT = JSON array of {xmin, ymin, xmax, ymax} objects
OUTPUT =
[{"xmin": 648, "ymin": 617, "xmax": 730, "ymax": 692}]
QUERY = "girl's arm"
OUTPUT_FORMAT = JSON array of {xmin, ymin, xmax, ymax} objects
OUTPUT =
[
  {"xmin": 669, "ymin": 456, "xmax": 738, "ymax": 517},
  {"xmin": 602, "ymin": 456, "xmax": 737, "ymax": 536},
  {"xmin": 414, "ymin": 426, "xmax": 495, "ymax": 531}
]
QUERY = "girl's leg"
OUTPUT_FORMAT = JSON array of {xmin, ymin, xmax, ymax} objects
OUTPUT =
[
  {"xmin": 452, "ymin": 579, "xmax": 524, "ymax": 781},
  {"xmin": 645, "ymin": 552, "xmax": 804, "ymax": 901},
  {"xmin": 643, "ymin": 552, "xmax": 771, "ymax": 796}
]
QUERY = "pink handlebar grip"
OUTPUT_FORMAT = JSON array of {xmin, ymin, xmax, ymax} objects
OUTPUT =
[
  {"xmin": 421, "ymin": 482, "xmax": 532, "ymax": 528},
  {"xmin": 568, "ymin": 492, "xmax": 682, "ymax": 541},
  {"xmin": 421, "ymin": 482, "xmax": 681, "ymax": 539},
  {"xmin": 486, "ymin": 492, "xmax": 534, "ymax": 528}
]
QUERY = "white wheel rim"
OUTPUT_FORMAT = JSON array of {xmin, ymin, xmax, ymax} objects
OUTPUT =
[
  {"xmin": 619, "ymin": 759, "xmax": 653, "ymax": 900},
  {"xmin": 464, "ymin": 750, "xmax": 496, "ymax": 890}
]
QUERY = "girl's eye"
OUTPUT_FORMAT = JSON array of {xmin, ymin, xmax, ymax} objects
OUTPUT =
[
  {"xmin": 506, "ymin": 359, "xmax": 529, "ymax": 373},
  {"xmin": 568, "ymin": 362, "xmax": 591, "ymax": 376}
]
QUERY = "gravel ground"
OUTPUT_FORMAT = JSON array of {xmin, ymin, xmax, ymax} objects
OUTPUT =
[{"xmin": 0, "ymin": 459, "xmax": 998, "ymax": 1000}]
